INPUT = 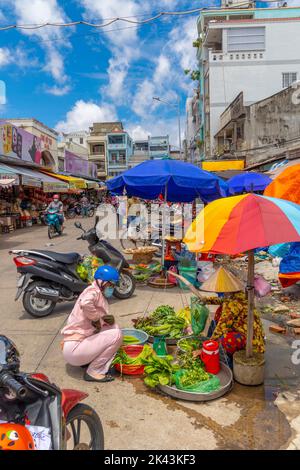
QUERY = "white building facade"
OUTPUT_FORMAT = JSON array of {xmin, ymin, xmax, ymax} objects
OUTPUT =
[{"xmin": 197, "ymin": 6, "xmax": 300, "ymax": 158}]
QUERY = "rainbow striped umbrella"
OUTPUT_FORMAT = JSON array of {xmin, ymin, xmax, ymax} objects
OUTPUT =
[
  {"xmin": 184, "ymin": 194, "xmax": 300, "ymax": 358},
  {"xmin": 184, "ymin": 194, "xmax": 300, "ymax": 255}
]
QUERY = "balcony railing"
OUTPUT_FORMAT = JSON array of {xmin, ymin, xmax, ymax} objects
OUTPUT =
[{"xmin": 209, "ymin": 50, "xmax": 265, "ymax": 63}]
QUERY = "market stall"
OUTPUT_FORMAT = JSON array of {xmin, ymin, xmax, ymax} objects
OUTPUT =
[
  {"xmin": 107, "ymin": 158, "xmax": 228, "ymax": 267},
  {"xmin": 184, "ymin": 193, "xmax": 300, "ymax": 385}
]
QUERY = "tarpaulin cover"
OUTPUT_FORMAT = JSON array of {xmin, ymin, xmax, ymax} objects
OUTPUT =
[
  {"xmin": 264, "ymin": 164, "xmax": 300, "ymax": 204},
  {"xmin": 228, "ymin": 172, "xmax": 272, "ymax": 195},
  {"xmin": 107, "ymin": 158, "xmax": 228, "ymax": 203},
  {"xmin": 279, "ymin": 242, "xmax": 300, "ymax": 274}
]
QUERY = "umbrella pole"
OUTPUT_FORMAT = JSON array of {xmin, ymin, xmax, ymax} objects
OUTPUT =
[
  {"xmin": 161, "ymin": 185, "xmax": 167, "ymax": 270},
  {"xmin": 246, "ymin": 250, "xmax": 255, "ymax": 358}
]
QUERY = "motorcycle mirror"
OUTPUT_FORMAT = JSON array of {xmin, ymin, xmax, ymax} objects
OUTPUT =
[{"xmin": 74, "ymin": 222, "xmax": 83, "ymax": 230}]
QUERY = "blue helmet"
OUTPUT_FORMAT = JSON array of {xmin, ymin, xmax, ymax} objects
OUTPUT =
[{"xmin": 94, "ymin": 265, "xmax": 120, "ymax": 283}]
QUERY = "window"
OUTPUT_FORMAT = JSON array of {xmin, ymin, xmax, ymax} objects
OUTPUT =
[
  {"xmin": 92, "ymin": 144, "xmax": 104, "ymax": 154},
  {"xmin": 80, "ymin": 137, "xmax": 84, "ymax": 144},
  {"xmin": 282, "ymin": 72, "xmax": 298, "ymax": 88},
  {"xmin": 227, "ymin": 27, "xmax": 265, "ymax": 52},
  {"xmin": 109, "ymin": 135, "xmax": 124, "ymax": 145}
]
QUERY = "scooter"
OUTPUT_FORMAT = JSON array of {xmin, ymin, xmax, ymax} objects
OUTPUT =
[
  {"xmin": 45, "ymin": 209, "xmax": 63, "ymax": 239},
  {"xmin": 0, "ymin": 335, "xmax": 104, "ymax": 450},
  {"xmin": 10, "ymin": 222, "xmax": 136, "ymax": 318}
]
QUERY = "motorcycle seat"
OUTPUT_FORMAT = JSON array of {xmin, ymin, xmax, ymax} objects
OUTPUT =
[{"xmin": 33, "ymin": 251, "xmax": 81, "ymax": 265}]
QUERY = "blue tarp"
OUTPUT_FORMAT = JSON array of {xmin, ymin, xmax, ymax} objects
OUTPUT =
[
  {"xmin": 279, "ymin": 242, "xmax": 300, "ymax": 274},
  {"xmin": 107, "ymin": 159, "xmax": 228, "ymax": 203},
  {"xmin": 228, "ymin": 172, "xmax": 272, "ymax": 195}
]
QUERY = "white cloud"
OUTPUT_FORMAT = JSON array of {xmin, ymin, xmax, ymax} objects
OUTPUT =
[
  {"xmin": 154, "ymin": 55, "xmax": 171, "ymax": 84},
  {"xmin": 9, "ymin": 0, "xmax": 70, "ymax": 86},
  {"xmin": 127, "ymin": 124, "xmax": 150, "ymax": 141},
  {"xmin": 0, "ymin": 48, "xmax": 11, "ymax": 67},
  {"xmin": 44, "ymin": 84, "xmax": 71, "ymax": 96},
  {"xmin": 55, "ymin": 100, "xmax": 118, "ymax": 133},
  {"xmin": 81, "ymin": 0, "xmax": 141, "ymax": 101},
  {"xmin": 169, "ymin": 16, "xmax": 198, "ymax": 71}
]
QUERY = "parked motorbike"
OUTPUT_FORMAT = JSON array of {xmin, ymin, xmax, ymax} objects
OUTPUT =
[
  {"xmin": 66, "ymin": 202, "xmax": 81, "ymax": 219},
  {"xmin": 45, "ymin": 209, "xmax": 63, "ymax": 239},
  {"xmin": 10, "ymin": 222, "xmax": 136, "ymax": 318},
  {"xmin": 0, "ymin": 335, "xmax": 104, "ymax": 450}
]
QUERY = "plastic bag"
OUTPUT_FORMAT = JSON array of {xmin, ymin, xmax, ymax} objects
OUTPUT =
[
  {"xmin": 269, "ymin": 243, "xmax": 291, "ymax": 259},
  {"xmin": 174, "ymin": 370, "xmax": 220, "ymax": 393},
  {"xmin": 254, "ymin": 275, "xmax": 272, "ymax": 297},
  {"xmin": 197, "ymin": 261, "xmax": 215, "ymax": 283},
  {"xmin": 76, "ymin": 256, "xmax": 104, "ymax": 284},
  {"xmin": 190, "ymin": 297, "xmax": 209, "ymax": 335}
]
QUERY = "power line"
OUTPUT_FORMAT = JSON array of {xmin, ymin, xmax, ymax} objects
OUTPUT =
[{"xmin": 0, "ymin": 5, "xmax": 251, "ymax": 32}]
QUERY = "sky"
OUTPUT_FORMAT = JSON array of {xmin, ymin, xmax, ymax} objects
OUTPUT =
[
  {"xmin": 0, "ymin": 0, "xmax": 292, "ymax": 147},
  {"xmin": 0, "ymin": 0, "xmax": 216, "ymax": 147}
]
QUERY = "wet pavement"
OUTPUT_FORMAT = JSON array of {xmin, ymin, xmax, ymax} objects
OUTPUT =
[{"xmin": 0, "ymin": 219, "xmax": 299, "ymax": 450}]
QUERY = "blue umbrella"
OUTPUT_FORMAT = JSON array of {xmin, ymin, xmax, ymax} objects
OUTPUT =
[
  {"xmin": 107, "ymin": 159, "xmax": 228, "ymax": 203},
  {"xmin": 228, "ymin": 172, "xmax": 272, "ymax": 195}
]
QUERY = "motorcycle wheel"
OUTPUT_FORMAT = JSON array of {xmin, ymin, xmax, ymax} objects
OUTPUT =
[
  {"xmin": 66, "ymin": 403, "xmax": 104, "ymax": 450},
  {"xmin": 48, "ymin": 225, "xmax": 56, "ymax": 239},
  {"xmin": 113, "ymin": 271, "xmax": 136, "ymax": 299},
  {"xmin": 23, "ymin": 282, "xmax": 56, "ymax": 318}
]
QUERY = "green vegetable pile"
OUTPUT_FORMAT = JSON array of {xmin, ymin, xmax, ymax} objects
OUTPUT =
[
  {"xmin": 123, "ymin": 335, "xmax": 140, "ymax": 345},
  {"xmin": 133, "ymin": 305, "xmax": 188, "ymax": 339},
  {"xmin": 112, "ymin": 344, "xmax": 153, "ymax": 367},
  {"xmin": 178, "ymin": 337, "xmax": 204, "ymax": 353},
  {"xmin": 141, "ymin": 354, "xmax": 180, "ymax": 388}
]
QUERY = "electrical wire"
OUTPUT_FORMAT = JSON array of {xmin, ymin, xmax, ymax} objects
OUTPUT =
[{"xmin": 0, "ymin": 4, "xmax": 253, "ymax": 32}]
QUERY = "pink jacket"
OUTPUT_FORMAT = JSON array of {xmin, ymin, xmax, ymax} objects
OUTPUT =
[{"xmin": 61, "ymin": 281, "xmax": 109, "ymax": 342}]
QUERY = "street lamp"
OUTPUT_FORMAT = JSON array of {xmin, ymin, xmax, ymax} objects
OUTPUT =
[{"xmin": 153, "ymin": 96, "xmax": 183, "ymax": 160}]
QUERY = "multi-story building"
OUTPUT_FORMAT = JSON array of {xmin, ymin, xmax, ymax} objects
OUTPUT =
[
  {"xmin": 215, "ymin": 85, "xmax": 300, "ymax": 170},
  {"xmin": 148, "ymin": 135, "xmax": 170, "ymax": 159},
  {"xmin": 86, "ymin": 123, "xmax": 112, "ymax": 180},
  {"xmin": 57, "ymin": 139, "xmax": 97, "ymax": 178},
  {"xmin": 185, "ymin": 90, "xmax": 201, "ymax": 164},
  {"xmin": 6, "ymin": 118, "xmax": 58, "ymax": 170},
  {"xmin": 128, "ymin": 140, "xmax": 149, "ymax": 168},
  {"xmin": 87, "ymin": 122, "xmax": 133, "ymax": 179},
  {"xmin": 107, "ymin": 127, "xmax": 133, "ymax": 178},
  {"xmin": 63, "ymin": 130, "xmax": 88, "ymax": 148},
  {"xmin": 195, "ymin": 3, "xmax": 300, "ymax": 159}
]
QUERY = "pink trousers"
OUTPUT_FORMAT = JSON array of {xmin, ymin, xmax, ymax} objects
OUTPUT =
[{"xmin": 63, "ymin": 325, "xmax": 123, "ymax": 376}]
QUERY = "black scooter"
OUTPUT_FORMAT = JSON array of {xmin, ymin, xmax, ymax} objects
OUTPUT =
[{"xmin": 10, "ymin": 222, "xmax": 136, "ymax": 318}]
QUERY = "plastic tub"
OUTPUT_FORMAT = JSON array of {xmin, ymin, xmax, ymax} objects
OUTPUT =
[
  {"xmin": 178, "ymin": 265, "xmax": 198, "ymax": 290},
  {"xmin": 114, "ymin": 345, "xmax": 146, "ymax": 375},
  {"xmin": 122, "ymin": 328, "xmax": 149, "ymax": 345}
]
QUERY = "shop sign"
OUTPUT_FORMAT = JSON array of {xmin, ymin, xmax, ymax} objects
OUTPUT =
[
  {"xmin": 0, "ymin": 120, "xmax": 42, "ymax": 165},
  {"xmin": 65, "ymin": 150, "xmax": 97, "ymax": 178},
  {"xmin": 43, "ymin": 182, "xmax": 68, "ymax": 193},
  {"xmin": 21, "ymin": 175, "xmax": 42, "ymax": 188}
]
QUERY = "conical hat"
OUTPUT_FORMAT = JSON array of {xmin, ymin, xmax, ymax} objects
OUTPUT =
[{"xmin": 200, "ymin": 266, "xmax": 244, "ymax": 293}]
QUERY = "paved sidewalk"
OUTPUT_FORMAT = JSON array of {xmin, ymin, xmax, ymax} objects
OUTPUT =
[{"xmin": 0, "ymin": 220, "xmax": 299, "ymax": 450}]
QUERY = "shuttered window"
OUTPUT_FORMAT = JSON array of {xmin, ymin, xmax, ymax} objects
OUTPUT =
[
  {"xmin": 282, "ymin": 72, "xmax": 297, "ymax": 88},
  {"xmin": 227, "ymin": 27, "xmax": 265, "ymax": 52}
]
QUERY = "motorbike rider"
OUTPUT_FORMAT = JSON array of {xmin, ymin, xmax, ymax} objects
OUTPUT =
[
  {"xmin": 61, "ymin": 266, "xmax": 123, "ymax": 383},
  {"xmin": 46, "ymin": 194, "xmax": 65, "ymax": 230}
]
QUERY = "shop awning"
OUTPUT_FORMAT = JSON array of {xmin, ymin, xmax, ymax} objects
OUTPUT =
[
  {"xmin": 0, "ymin": 178, "xmax": 18, "ymax": 187},
  {"xmin": 0, "ymin": 164, "xmax": 69, "ymax": 192},
  {"xmin": 0, "ymin": 163, "xmax": 42, "ymax": 187},
  {"xmin": 42, "ymin": 171, "xmax": 87, "ymax": 190},
  {"xmin": 202, "ymin": 160, "xmax": 245, "ymax": 172}
]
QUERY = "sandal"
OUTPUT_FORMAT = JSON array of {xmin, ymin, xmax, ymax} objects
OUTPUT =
[{"xmin": 84, "ymin": 372, "xmax": 115, "ymax": 383}]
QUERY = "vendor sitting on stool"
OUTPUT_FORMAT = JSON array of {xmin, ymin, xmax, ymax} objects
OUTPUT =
[{"xmin": 61, "ymin": 266, "xmax": 123, "ymax": 383}]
